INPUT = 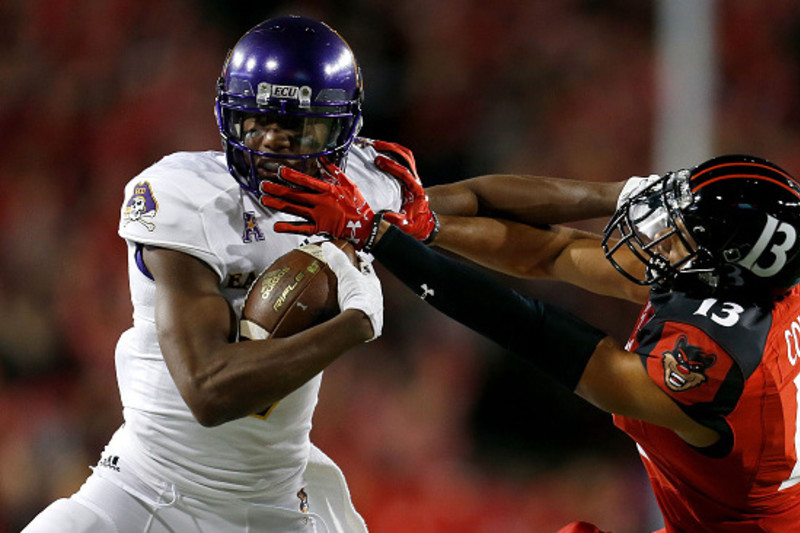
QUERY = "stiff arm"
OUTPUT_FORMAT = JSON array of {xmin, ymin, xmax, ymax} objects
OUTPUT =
[
  {"xmin": 371, "ymin": 225, "xmax": 719, "ymax": 448},
  {"xmin": 425, "ymin": 174, "xmax": 648, "ymax": 303}
]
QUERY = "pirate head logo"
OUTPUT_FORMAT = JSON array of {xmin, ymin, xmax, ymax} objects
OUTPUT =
[
  {"xmin": 661, "ymin": 335, "xmax": 717, "ymax": 392},
  {"xmin": 122, "ymin": 181, "xmax": 158, "ymax": 231}
]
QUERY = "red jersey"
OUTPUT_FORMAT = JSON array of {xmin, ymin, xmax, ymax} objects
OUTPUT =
[{"xmin": 615, "ymin": 285, "xmax": 800, "ymax": 531}]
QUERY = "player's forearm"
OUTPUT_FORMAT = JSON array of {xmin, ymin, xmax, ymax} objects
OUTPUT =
[
  {"xmin": 431, "ymin": 215, "xmax": 570, "ymax": 279},
  {"xmin": 175, "ymin": 311, "xmax": 370, "ymax": 427},
  {"xmin": 429, "ymin": 216, "xmax": 649, "ymax": 303},
  {"xmin": 428, "ymin": 175, "xmax": 625, "ymax": 225},
  {"xmin": 371, "ymin": 225, "xmax": 606, "ymax": 390}
]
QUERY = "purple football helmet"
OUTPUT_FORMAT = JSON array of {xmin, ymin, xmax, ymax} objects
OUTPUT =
[{"xmin": 215, "ymin": 16, "xmax": 364, "ymax": 196}]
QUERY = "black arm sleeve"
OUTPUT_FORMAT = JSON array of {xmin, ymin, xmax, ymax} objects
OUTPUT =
[{"xmin": 371, "ymin": 225, "xmax": 607, "ymax": 391}]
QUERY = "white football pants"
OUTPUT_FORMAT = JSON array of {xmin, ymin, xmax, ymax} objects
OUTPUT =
[{"xmin": 21, "ymin": 445, "xmax": 368, "ymax": 533}]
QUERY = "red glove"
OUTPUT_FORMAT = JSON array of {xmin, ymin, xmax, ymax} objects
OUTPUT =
[
  {"xmin": 259, "ymin": 158, "xmax": 380, "ymax": 250},
  {"xmin": 372, "ymin": 140, "xmax": 439, "ymax": 244}
]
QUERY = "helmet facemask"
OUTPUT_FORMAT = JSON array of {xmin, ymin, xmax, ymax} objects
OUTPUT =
[
  {"xmin": 603, "ymin": 170, "xmax": 708, "ymax": 289},
  {"xmin": 216, "ymin": 91, "xmax": 362, "ymax": 196},
  {"xmin": 604, "ymin": 155, "xmax": 800, "ymax": 298}
]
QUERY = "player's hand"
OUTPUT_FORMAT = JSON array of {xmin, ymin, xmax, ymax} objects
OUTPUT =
[
  {"xmin": 321, "ymin": 242, "xmax": 383, "ymax": 341},
  {"xmin": 372, "ymin": 140, "xmax": 440, "ymax": 244},
  {"xmin": 617, "ymin": 173, "xmax": 662, "ymax": 209},
  {"xmin": 616, "ymin": 173, "xmax": 668, "ymax": 240},
  {"xmin": 259, "ymin": 158, "xmax": 379, "ymax": 250}
]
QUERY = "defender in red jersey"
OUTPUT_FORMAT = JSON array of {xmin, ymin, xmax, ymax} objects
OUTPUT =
[
  {"xmin": 424, "ymin": 154, "xmax": 800, "ymax": 531},
  {"xmin": 259, "ymin": 152, "xmax": 800, "ymax": 531},
  {"xmin": 599, "ymin": 156, "xmax": 800, "ymax": 529}
]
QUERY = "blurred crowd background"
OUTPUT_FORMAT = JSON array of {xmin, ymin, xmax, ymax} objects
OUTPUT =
[{"xmin": 3, "ymin": 1, "xmax": 800, "ymax": 532}]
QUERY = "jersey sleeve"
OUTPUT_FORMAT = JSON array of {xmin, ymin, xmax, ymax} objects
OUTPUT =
[
  {"xmin": 637, "ymin": 321, "xmax": 743, "ymax": 409},
  {"xmin": 347, "ymin": 139, "xmax": 404, "ymax": 213},
  {"xmin": 118, "ymin": 175, "xmax": 224, "ymax": 280},
  {"xmin": 635, "ymin": 319, "xmax": 744, "ymax": 456}
]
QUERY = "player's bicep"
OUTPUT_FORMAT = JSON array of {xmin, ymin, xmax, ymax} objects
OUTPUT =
[
  {"xmin": 143, "ymin": 247, "xmax": 237, "ymax": 384},
  {"xmin": 576, "ymin": 337, "xmax": 720, "ymax": 447},
  {"xmin": 428, "ymin": 175, "xmax": 623, "ymax": 224},
  {"xmin": 426, "ymin": 183, "xmax": 480, "ymax": 217},
  {"xmin": 436, "ymin": 216, "xmax": 647, "ymax": 303},
  {"xmin": 553, "ymin": 236, "xmax": 648, "ymax": 304},
  {"xmin": 434, "ymin": 215, "xmax": 576, "ymax": 279}
]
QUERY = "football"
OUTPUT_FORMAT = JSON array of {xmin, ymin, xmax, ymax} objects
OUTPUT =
[{"xmin": 239, "ymin": 239, "xmax": 358, "ymax": 340}]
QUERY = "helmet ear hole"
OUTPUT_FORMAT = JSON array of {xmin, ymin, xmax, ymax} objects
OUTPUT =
[{"xmin": 722, "ymin": 249, "xmax": 743, "ymax": 263}]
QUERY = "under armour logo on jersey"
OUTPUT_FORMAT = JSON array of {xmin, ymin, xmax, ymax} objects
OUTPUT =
[
  {"xmin": 242, "ymin": 212, "xmax": 265, "ymax": 243},
  {"xmin": 98, "ymin": 454, "xmax": 121, "ymax": 472},
  {"xmin": 419, "ymin": 283, "xmax": 435, "ymax": 300}
]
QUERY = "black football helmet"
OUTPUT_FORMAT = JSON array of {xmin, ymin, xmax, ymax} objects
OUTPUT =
[{"xmin": 603, "ymin": 155, "xmax": 800, "ymax": 298}]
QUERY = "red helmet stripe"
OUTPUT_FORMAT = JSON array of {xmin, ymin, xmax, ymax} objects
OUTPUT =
[
  {"xmin": 692, "ymin": 173, "xmax": 800, "ymax": 198},
  {"xmin": 691, "ymin": 161, "xmax": 800, "ymax": 198},
  {"xmin": 692, "ymin": 161, "xmax": 796, "ymax": 182}
]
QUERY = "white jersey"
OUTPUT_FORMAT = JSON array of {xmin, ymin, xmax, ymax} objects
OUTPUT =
[{"xmin": 112, "ymin": 143, "xmax": 401, "ymax": 501}]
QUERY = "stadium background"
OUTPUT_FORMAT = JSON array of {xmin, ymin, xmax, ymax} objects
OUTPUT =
[{"xmin": 2, "ymin": 1, "xmax": 800, "ymax": 531}]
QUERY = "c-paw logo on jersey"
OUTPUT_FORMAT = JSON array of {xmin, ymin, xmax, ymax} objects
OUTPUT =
[
  {"xmin": 122, "ymin": 181, "xmax": 158, "ymax": 231},
  {"xmin": 661, "ymin": 335, "xmax": 717, "ymax": 392}
]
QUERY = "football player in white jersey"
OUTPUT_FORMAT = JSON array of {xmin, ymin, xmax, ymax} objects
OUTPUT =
[{"xmin": 22, "ymin": 15, "xmax": 406, "ymax": 533}]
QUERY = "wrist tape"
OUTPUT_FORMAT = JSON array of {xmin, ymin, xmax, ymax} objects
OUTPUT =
[{"xmin": 372, "ymin": 226, "xmax": 606, "ymax": 390}]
